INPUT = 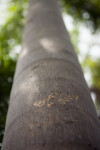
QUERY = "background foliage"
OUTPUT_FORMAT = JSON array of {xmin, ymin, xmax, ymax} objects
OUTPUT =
[
  {"xmin": 60, "ymin": 0, "xmax": 100, "ymax": 30},
  {"xmin": 0, "ymin": 0, "xmax": 100, "ymax": 146}
]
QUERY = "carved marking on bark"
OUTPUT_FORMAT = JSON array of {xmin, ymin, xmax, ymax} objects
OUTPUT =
[{"xmin": 33, "ymin": 91, "xmax": 79, "ymax": 107}]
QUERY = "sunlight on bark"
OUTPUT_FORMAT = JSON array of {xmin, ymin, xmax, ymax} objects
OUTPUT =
[
  {"xmin": 40, "ymin": 38, "xmax": 58, "ymax": 53},
  {"xmin": 20, "ymin": 47, "xmax": 28, "ymax": 58}
]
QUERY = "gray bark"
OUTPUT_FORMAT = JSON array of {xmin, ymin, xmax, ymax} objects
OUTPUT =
[{"xmin": 2, "ymin": 0, "xmax": 100, "ymax": 149}]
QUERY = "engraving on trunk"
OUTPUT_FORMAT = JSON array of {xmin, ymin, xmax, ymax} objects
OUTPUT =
[{"xmin": 33, "ymin": 91, "xmax": 78, "ymax": 107}]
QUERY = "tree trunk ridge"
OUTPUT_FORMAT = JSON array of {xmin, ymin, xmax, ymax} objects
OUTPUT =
[{"xmin": 2, "ymin": 0, "xmax": 100, "ymax": 149}]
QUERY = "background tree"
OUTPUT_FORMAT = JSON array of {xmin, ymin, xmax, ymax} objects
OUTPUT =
[
  {"xmin": 0, "ymin": 0, "xmax": 100, "ymax": 148},
  {"xmin": 1, "ymin": 0, "xmax": 100, "ymax": 149}
]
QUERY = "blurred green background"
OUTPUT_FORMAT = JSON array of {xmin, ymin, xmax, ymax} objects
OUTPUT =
[{"xmin": 0, "ymin": 0, "xmax": 100, "ymax": 147}]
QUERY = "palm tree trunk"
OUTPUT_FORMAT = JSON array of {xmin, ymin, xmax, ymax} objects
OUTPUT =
[{"xmin": 2, "ymin": 0, "xmax": 100, "ymax": 149}]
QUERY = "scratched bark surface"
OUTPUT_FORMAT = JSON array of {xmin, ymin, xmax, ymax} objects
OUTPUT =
[{"xmin": 2, "ymin": 0, "xmax": 100, "ymax": 150}]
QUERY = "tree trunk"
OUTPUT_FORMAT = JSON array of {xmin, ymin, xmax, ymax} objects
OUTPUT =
[{"xmin": 2, "ymin": 0, "xmax": 100, "ymax": 149}]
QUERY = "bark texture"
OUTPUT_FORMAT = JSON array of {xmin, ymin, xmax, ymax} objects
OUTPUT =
[{"xmin": 2, "ymin": 0, "xmax": 100, "ymax": 149}]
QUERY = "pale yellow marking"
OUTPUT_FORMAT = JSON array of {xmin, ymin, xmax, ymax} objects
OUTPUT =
[
  {"xmin": 47, "ymin": 103, "xmax": 53, "ymax": 108},
  {"xmin": 65, "ymin": 97, "xmax": 70, "ymax": 102},
  {"xmin": 33, "ymin": 92, "xmax": 79, "ymax": 107},
  {"xmin": 34, "ymin": 100, "xmax": 45, "ymax": 107},
  {"xmin": 58, "ymin": 98, "xmax": 62, "ymax": 102},
  {"xmin": 47, "ymin": 95, "xmax": 54, "ymax": 100},
  {"xmin": 75, "ymin": 95, "xmax": 78, "ymax": 101},
  {"xmin": 30, "ymin": 124, "xmax": 33, "ymax": 130}
]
